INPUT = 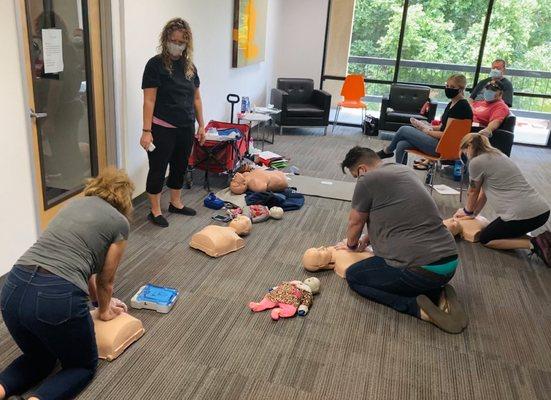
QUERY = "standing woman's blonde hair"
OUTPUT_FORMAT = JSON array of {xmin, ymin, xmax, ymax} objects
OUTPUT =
[
  {"xmin": 159, "ymin": 18, "xmax": 195, "ymax": 79},
  {"xmin": 84, "ymin": 167, "xmax": 135, "ymax": 219},
  {"xmin": 460, "ymin": 133, "xmax": 502, "ymax": 159}
]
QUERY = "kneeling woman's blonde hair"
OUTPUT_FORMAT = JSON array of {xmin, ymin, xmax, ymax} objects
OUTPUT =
[
  {"xmin": 460, "ymin": 133, "xmax": 502, "ymax": 159},
  {"xmin": 83, "ymin": 167, "xmax": 135, "ymax": 219}
]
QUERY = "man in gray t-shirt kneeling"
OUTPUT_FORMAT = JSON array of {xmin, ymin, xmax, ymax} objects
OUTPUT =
[{"xmin": 338, "ymin": 146, "xmax": 467, "ymax": 334}]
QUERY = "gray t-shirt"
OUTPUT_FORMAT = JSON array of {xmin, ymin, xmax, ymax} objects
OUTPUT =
[
  {"xmin": 17, "ymin": 196, "xmax": 130, "ymax": 293},
  {"xmin": 470, "ymin": 77, "xmax": 514, "ymax": 107},
  {"xmin": 469, "ymin": 152, "xmax": 549, "ymax": 221},
  {"xmin": 352, "ymin": 163, "xmax": 457, "ymax": 268}
]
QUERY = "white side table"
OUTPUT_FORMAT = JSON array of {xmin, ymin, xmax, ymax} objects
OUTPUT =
[{"xmin": 238, "ymin": 112, "xmax": 276, "ymax": 151}]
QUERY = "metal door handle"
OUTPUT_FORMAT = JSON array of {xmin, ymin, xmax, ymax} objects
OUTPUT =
[{"xmin": 30, "ymin": 109, "xmax": 48, "ymax": 119}]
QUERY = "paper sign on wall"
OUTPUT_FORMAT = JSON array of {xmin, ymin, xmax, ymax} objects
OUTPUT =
[{"xmin": 42, "ymin": 29, "xmax": 64, "ymax": 74}]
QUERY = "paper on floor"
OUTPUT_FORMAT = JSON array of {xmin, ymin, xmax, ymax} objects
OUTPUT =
[{"xmin": 433, "ymin": 185, "xmax": 460, "ymax": 195}]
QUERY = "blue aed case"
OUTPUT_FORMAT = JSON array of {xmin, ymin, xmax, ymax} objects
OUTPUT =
[{"xmin": 130, "ymin": 284, "xmax": 179, "ymax": 313}]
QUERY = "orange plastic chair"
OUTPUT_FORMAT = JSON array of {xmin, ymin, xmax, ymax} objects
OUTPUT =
[
  {"xmin": 405, "ymin": 118, "xmax": 472, "ymax": 200},
  {"xmin": 332, "ymin": 74, "xmax": 367, "ymax": 133}
]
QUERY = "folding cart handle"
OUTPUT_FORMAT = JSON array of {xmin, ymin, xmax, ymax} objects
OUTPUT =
[{"xmin": 227, "ymin": 93, "xmax": 240, "ymax": 123}]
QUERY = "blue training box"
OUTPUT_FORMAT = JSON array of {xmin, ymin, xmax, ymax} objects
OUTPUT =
[{"xmin": 130, "ymin": 284, "xmax": 179, "ymax": 314}]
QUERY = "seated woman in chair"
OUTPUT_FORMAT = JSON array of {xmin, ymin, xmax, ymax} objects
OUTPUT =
[
  {"xmin": 454, "ymin": 133, "xmax": 551, "ymax": 266},
  {"xmin": 377, "ymin": 74, "xmax": 472, "ymax": 166},
  {"xmin": 470, "ymin": 80, "xmax": 510, "ymax": 138}
]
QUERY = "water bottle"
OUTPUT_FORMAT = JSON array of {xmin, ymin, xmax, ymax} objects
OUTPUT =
[
  {"xmin": 241, "ymin": 97, "xmax": 249, "ymax": 113},
  {"xmin": 453, "ymin": 160, "xmax": 462, "ymax": 182}
]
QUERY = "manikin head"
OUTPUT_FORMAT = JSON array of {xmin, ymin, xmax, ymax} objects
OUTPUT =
[
  {"xmin": 302, "ymin": 247, "xmax": 334, "ymax": 272},
  {"xmin": 229, "ymin": 172, "xmax": 248, "ymax": 194},
  {"xmin": 269, "ymin": 206, "xmax": 284, "ymax": 219},
  {"xmin": 303, "ymin": 277, "xmax": 321, "ymax": 294},
  {"xmin": 229, "ymin": 215, "xmax": 252, "ymax": 236},
  {"xmin": 341, "ymin": 146, "xmax": 382, "ymax": 178}
]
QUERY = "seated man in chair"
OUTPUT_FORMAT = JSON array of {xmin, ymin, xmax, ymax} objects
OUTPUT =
[
  {"xmin": 338, "ymin": 146, "xmax": 467, "ymax": 334},
  {"xmin": 469, "ymin": 58, "xmax": 514, "ymax": 107}
]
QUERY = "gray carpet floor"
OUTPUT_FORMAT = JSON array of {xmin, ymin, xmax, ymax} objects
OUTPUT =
[{"xmin": 1, "ymin": 126, "xmax": 551, "ymax": 399}]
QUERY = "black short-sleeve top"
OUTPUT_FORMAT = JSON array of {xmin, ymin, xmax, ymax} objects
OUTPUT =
[
  {"xmin": 439, "ymin": 98, "xmax": 473, "ymax": 131},
  {"xmin": 142, "ymin": 55, "xmax": 200, "ymax": 127}
]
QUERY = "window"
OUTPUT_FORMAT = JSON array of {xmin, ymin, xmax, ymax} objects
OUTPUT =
[{"xmin": 321, "ymin": 0, "xmax": 551, "ymax": 146}]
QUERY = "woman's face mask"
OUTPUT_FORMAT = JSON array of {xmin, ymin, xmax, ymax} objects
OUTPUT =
[
  {"xmin": 483, "ymin": 89, "xmax": 498, "ymax": 102},
  {"xmin": 167, "ymin": 42, "xmax": 186, "ymax": 57},
  {"xmin": 445, "ymin": 87, "xmax": 461, "ymax": 99}
]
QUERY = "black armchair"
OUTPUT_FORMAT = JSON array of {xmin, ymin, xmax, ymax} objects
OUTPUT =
[
  {"xmin": 379, "ymin": 84, "xmax": 437, "ymax": 132},
  {"xmin": 271, "ymin": 78, "xmax": 331, "ymax": 135},
  {"xmin": 471, "ymin": 114, "xmax": 516, "ymax": 156}
]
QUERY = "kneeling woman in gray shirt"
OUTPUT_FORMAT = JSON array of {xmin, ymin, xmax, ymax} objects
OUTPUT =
[
  {"xmin": 455, "ymin": 133, "xmax": 550, "ymax": 267},
  {"xmin": 0, "ymin": 168, "xmax": 134, "ymax": 400}
]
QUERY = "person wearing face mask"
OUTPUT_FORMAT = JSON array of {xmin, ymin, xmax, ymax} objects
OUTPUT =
[
  {"xmin": 454, "ymin": 134, "xmax": 550, "ymax": 266},
  {"xmin": 469, "ymin": 59, "xmax": 514, "ymax": 107},
  {"xmin": 377, "ymin": 74, "xmax": 472, "ymax": 166},
  {"xmin": 470, "ymin": 81, "xmax": 510, "ymax": 138},
  {"xmin": 336, "ymin": 146, "xmax": 466, "ymax": 334},
  {"xmin": 140, "ymin": 18, "xmax": 206, "ymax": 227}
]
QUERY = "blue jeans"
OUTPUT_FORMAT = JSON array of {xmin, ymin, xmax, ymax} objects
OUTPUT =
[
  {"xmin": 0, "ymin": 266, "xmax": 97, "ymax": 400},
  {"xmin": 345, "ymin": 257, "xmax": 454, "ymax": 317},
  {"xmin": 387, "ymin": 125, "xmax": 439, "ymax": 164}
]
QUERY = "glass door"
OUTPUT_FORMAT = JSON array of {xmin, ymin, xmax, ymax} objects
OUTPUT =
[{"xmin": 20, "ymin": 0, "xmax": 107, "ymax": 229}]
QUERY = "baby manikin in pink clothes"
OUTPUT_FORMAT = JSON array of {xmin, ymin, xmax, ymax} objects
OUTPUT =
[{"xmin": 248, "ymin": 277, "xmax": 320, "ymax": 320}]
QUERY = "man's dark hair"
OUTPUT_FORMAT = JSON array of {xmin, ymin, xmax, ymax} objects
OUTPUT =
[{"xmin": 341, "ymin": 146, "xmax": 380, "ymax": 174}]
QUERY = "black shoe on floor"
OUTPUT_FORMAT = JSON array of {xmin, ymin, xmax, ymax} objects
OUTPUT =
[
  {"xmin": 147, "ymin": 212, "xmax": 169, "ymax": 228},
  {"xmin": 169, "ymin": 203, "xmax": 197, "ymax": 216},
  {"xmin": 531, "ymin": 231, "xmax": 551, "ymax": 267},
  {"xmin": 376, "ymin": 149, "xmax": 394, "ymax": 159}
]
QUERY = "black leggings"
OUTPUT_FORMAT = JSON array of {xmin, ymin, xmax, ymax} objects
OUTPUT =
[
  {"xmin": 146, "ymin": 123, "xmax": 194, "ymax": 194},
  {"xmin": 479, "ymin": 210, "xmax": 550, "ymax": 244}
]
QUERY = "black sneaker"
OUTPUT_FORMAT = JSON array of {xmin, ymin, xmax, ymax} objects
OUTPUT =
[
  {"xmin": 147, "ymin": 212, "xmax": 169, "ymax": 228},
  {"xmin": 168, "ymin": 203, "xmax": 197, "ymax": 216},
  {"xmin": 531, "ymin": 231, "xmax": 551, "ymax": 267},
  {"xmin": 376, "ymin": 149, "xmax": 394, "ymax": 159}
]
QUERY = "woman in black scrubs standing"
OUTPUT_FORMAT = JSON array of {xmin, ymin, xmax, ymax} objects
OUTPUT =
[{"xmin": 141, "ymin": 18, "xmax": 206, "ymax": 227}]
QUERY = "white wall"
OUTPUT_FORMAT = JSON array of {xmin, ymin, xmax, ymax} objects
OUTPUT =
[
  {"xmin": 116, "ymin": 0, "xmax": 283, "ymax": 196},
  {"xmin": 0, "ymin": 1, "xmax": 39, "ymax": 275},
  {"xmin": 273, "ymin": 0, "xmax": 329, "ymax": 89}
]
